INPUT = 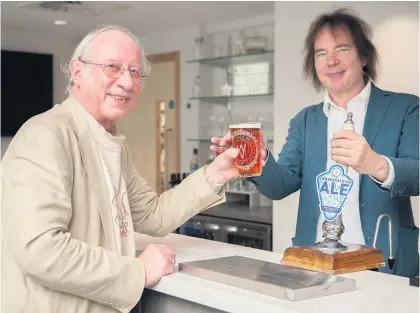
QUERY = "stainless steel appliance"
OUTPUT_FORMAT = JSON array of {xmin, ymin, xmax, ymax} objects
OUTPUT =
[{"xmin": 178, "ymin": 215, "xmax": 272, "ymax": 251}]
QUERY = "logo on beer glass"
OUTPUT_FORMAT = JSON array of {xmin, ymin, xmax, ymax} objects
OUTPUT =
[{"xmin": 229, "ymin": 122, "xmax": 262, "ymax": 177}]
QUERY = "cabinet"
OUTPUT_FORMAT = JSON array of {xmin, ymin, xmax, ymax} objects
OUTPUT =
[
  {"xmin": 185, "ymin": 27, "xmax": 275, "ymax": 209},
  {"xmin": 186, "ymin": 30, "xmax": 275, "ymax": 151}
]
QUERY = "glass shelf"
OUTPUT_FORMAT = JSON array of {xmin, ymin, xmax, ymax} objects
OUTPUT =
[
  {"xmin": 187, "ymin": 138, "xmax": 274, "ymax": 143},
  {"xmin": 186, "ymin": 50, "xmax": 274, "ymax": 68},
  {"xmin": 189, "ymin": 93, "xmax": 273, "ymax": 105}
]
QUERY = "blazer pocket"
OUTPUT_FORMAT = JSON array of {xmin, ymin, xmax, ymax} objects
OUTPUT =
[{"xmin": 396, "ymin": 226, "xmax": 419, "ymax": 277}]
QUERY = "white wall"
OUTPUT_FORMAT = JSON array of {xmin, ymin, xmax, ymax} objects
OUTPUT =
[{"xmin": 273, "ymin": 1, "xmax": 419, "ymax": 253}]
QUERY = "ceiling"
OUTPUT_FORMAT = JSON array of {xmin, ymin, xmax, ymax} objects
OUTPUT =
[{"xmin": 1, "ymin": 1, "xmax": 274, "ymax": 40}]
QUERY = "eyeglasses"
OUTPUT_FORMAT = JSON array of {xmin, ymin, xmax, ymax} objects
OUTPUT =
[{"xmin": 79, "ymin": 59, "xmax": 148, "ymax": 83}]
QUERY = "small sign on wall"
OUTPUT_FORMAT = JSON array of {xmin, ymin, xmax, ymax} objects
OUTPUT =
[{"xmin": 233, "ymin": 62, "xmax": 271, "ymax": 96}]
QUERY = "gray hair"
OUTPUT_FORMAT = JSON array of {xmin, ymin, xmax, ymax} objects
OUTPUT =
[{"xmin": 62, "ymin": 24, "xmax": 151, "ymax": 94}]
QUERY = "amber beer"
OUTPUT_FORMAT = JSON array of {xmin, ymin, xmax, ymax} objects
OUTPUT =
[{"xmin": 229, "ymin": 122, "xmax": 262, "ymax": 177}]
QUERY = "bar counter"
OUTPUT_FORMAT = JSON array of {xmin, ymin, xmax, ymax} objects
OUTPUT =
[{"xmin": 134, "ymin": 233, "xmax": 418, "ymax": 313}]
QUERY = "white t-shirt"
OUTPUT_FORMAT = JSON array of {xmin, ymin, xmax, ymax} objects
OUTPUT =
[
  {"xmin": 316, "ymin": 81, "xmax": 394, "ymax": 244},
  {"xmin": 77, "ymin": 101, "xmax": 135, "ymax": 257}
]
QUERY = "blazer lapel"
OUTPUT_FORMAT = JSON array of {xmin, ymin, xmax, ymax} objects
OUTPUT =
[
  {"xmin": 312, "ymin": 105, "xmax": 328, "ymax": 175},
  {"xmin": 62, "ymin": 97, "xmax": 117, "ymax": 252},
  {"xmin": 362, "ymin": 84, "xmax": 392, "ymax": 145},
  {"xmin": 307, "ymin": 105, "xmax": 328, "ymax": 217},
  {"xmin": 360, "ymin": 84, "xmax": 392, "ymax": 187}
]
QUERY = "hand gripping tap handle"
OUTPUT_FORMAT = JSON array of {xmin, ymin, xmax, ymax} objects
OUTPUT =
[{"xmin": 340, "ymin": 112, "xmax": 355, "ymax": 173}]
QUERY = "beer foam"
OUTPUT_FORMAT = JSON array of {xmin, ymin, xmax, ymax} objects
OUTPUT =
[{"xmin": 229, "ymin": 122, "xmax": 261, "ymax": 129}]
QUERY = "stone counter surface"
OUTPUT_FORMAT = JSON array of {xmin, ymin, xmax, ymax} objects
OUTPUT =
[{"xmin": 135, "ymin": 233, "xmax": 418, "ymax": 313}]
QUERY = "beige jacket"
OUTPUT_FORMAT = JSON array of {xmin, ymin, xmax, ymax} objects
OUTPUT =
[{"xmin": 1, "ymin": 97, "xmax": 225, "ymax": 313}]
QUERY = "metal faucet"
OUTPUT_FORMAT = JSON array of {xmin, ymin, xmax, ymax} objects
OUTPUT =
[{"xmin": 373, "ymin": 214, "xmax": 394, "ymax": 271}]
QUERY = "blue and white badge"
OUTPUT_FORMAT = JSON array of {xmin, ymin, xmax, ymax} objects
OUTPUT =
[{"xmin": 316, "ymin": 164, "xmax": 354, "ymax": 221}]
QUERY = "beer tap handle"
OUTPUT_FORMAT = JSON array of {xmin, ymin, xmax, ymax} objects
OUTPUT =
[{"xmin": 340, "ymin": 112, "xmax": 355, "ymax": 173}]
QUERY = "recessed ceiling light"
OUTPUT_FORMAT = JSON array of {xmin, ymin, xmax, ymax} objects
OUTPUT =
[{"xmin": 53, "ymin": 20, "xmax": 67, "ymax": 26}]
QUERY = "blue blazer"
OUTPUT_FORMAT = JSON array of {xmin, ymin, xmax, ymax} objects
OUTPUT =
[{"xmin": 251, "ymin": 85, "xmax": 419, "ymax": 277}]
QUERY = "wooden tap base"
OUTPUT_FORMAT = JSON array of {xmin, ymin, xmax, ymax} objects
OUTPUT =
[{"xmin": 281, "ymin": 243, "xmax": 385, "ymax": 275}]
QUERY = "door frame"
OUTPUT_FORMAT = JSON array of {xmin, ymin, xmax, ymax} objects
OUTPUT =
[
  {"xmin": 147, "ymin": 51, "xmax": 181, "ymax": 191},
  {"xmin": 156, "ymin": 100, "xmax": 165, "ymax": 194}
]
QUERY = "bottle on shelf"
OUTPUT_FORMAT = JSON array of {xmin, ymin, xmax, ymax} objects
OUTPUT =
[
  {"xmin": 168, "ymin": 173, "xmax": 176, "ymax": 189},
  {"xmin": 190, "ymin": 148, "xmax": 199, "ymax": 172},
  {"xmin": 167, "ymin": 172, "xmax": 190, "ymax": 190}
]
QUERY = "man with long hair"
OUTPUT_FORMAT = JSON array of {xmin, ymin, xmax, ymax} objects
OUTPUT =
[{"xmin": 211, "ymin": 9, "xmax": 419, "ymax": 277}]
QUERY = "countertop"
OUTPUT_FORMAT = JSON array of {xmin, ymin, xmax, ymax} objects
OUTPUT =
[
  {"xmin": 135, "ymin": 232, "xmax": 419, "ymax": 313},
  {"xmin": 199, "ymin": 202, "xmax": 272, "ymax": 225}
]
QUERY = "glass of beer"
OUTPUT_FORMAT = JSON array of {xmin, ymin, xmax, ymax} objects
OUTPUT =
[{"xmin": 229, "ymin": 122, "xmax": 262, "ymax": 177}]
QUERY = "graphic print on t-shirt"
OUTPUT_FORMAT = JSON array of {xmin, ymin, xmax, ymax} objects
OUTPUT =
[{"xmin": 112, "ymin": 189, "xmax": 130, "ymax": 237}]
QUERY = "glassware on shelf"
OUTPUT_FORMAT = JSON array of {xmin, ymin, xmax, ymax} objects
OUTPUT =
[
  {"xmin": 208, "ymin": 114, "xmax": 228, "ymax": 137},
  {"xmin": 220, "ymin": 83, "xmax": 233, "ymax": 96},
  {"xmin": 242, "ymin": 179, "xmax": 257, "ymax": 192},
  {"xmin": 199, "ymin": 121, "xmax": 208, "ymax": 139},
  {"xmin": 218, "ymin": 44, "xmax": 224, "ymax": 57},
  {"xmin": 220, "ymin": 68, "xmax": 234, "ymax": 96},
  {"xmin": 209, "ymin": 116, "xmax": 217, "ymax": 135},
  {"xmin": 236, "ymin": 30, "xmax": 247, "ymax": 55},
  {"xmin": 193, "ymin": 36, "xmax": 204, "ymax": 59},
  {"xmin": 243, "ymin": 33, "xmax": 268, "ymax": 54},
  {"xmin": 213, "ymin": 43, "xmax": 224, "ymax": 58},
  {"xmin": 216, "ymin": 115, "xmax": 227, "ymax": 136},
  {"xmin": 208, "ymin": 115, "xmax": 221, "ymax": 137},
  {"xmin": 227, "ymin": 67, "xmax": 233, "ymax": 84},
  {"xmin": 227, "ymin": 177, "xmax": 257, "ymax": 192},
  {"xmin": 193, "ymin": 75, "xmax": 201, "ymax": 97},
  {"xmin": 227, "ymin": 177, "xmax": 242, "ymax": 191},
  {"xmin": 247, "ymin": 181, "xmax": 257, "ymax": 192},
  {"xmin": 227, "ymin": 35, "xmax": 233, "ymax": 56},
  {"xmin": 213, "ymin": 34, "xmax": 225, "ymax": 58}
]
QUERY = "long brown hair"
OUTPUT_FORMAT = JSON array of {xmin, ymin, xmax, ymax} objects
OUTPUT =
[{"xmin": 303, "ymin": 9, "xmax": 378, "ymax": 91}]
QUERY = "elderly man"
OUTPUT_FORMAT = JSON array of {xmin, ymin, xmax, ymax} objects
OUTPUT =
[
  {"xmin": 1, "ymin": 25, "xmax": 244, "ymax": 313},
  {"xmin": 211, "ymin": 9, "xmax": 419, "ymax": 277}
]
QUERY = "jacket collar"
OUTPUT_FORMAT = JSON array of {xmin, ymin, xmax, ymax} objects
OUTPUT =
[
  {"xmin": 323, "ymin": 80, "xmax": 372, "ymax": 116},
  {"xmin": 362, "ymin": 83, "xmax": 392, "ymax": 145},
  {"xmin": 58, "ymin": 96, "xmax": 118, "ymax": 252},
  {"xmin": 318, "ymin": 83, "xmax": 392, "ymax": 145}
]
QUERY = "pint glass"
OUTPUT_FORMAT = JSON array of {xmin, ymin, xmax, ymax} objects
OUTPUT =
[{"xmin": 229, "ymin": 122, "xmax": 262, "ymax": 177}]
